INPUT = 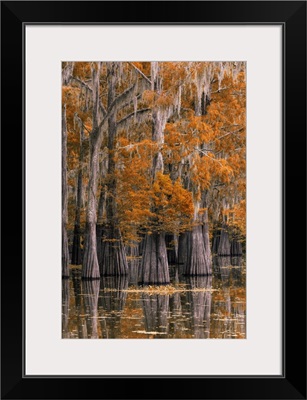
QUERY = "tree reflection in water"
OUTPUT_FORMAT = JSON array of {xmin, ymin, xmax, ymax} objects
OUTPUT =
[
  {"xmin": 141, "ymin": 293, "xmax": 170, "ymax": 338},
  {"xmin": 181, "ymin": 276, "xmax": 212, "ymax": 339},
  {"xmin": 99, "ymin": 276, "xmax": 128, "ymax": 338},
  {"xmin": 82, "ymin": 279, "xmax": 100, "ymax": 339},
  {"xmin": 62, "ymin": 278, "xmax": 70, "ymax": 338},
  {"xmin": 71, "ymin": 269, "xmax": 85, "ymax": 338},
  {"xmin": 63, "ymin": 256, "xmax": 245, "ymax": 339},
  {"xmin": 211, "ymin": 256, "xmax": 246, "ymax": 338}
]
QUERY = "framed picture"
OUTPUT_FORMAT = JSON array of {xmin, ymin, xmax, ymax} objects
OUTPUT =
[{"xmin": 1, "ymin": 1, "xmax": 306, "ymax": 399}]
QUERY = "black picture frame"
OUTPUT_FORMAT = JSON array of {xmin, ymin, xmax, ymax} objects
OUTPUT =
[{"xmin": 1, "ymin": 1, "xmax": 306, "ymax": 399}]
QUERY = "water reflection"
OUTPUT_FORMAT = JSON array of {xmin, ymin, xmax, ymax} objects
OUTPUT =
[
  {"xmin": 62, "ymin": 278, "xmax": 70, "ymax": 338},
  {"xmin": 72, "ymin": 268, "xmax": 85, "ymax": 338},
  {"xmin": 63, "ymin": 256, "xmax": 246, "ymax": 339},
  {"xmin": 141, "ymin": 294, "xmax": 170, "ymax": 337},
  {"xmin": 183, "ymin": 276, "xmax": 212, "ymax": 338},
  {"xmin": 99, "ymin": 276, "xmax": 128, "ymax": 338},
  {"xmin": 211, "ymin": 256, "xmax": 246, "ymax": 338},
  {"xmin": 82, "ymin": 280, "xmax": 100, "ymax": 339}
]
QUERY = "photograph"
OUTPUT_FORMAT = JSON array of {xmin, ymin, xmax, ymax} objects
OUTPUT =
[{"xmin": 62, "ymin": 61, "xmax": 246, "ymax": 339}]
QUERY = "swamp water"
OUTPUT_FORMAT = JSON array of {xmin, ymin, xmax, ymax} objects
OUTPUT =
[{"xmin": 62, "ymin": 256, "xmax": 246, "ymax": 339}]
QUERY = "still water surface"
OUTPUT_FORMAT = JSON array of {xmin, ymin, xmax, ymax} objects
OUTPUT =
[{"xmin": 62, "ymin": 257, "xmax": 245, "ymax": 339}]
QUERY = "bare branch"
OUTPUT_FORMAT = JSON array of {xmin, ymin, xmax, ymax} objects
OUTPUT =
[
  {"xmin": 215, "ymin": 127, "xmax": 244, "ymax": 141},
  {"xmin": 117, "ymin": 108, "xmax": 151, "ymax": 128},
  {"xmin": 72, "ymin": 76, "xmax": 107, "ymax": 116},
  {"xmin": 211, "ymin": 86, "xmax": 229, "ymax": 94},
  {"xmin": 194, "ymin": 147, "xmax": 214, "ymax": 154},
  {"xmin": 127, "ymin": 62, "xmax": 152, "ymax": 86},
  {"xmin": 204, "ymin": 153, "xmax": 223, "ymax": 166}
]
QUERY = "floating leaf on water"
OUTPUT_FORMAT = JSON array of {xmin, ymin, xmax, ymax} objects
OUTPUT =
[{"xmin": 132, "ymin": 330, "xmax": 168, "ymax": 335}]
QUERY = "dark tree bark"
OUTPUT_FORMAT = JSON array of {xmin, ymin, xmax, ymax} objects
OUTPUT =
[
  {"xmin": 218, "ymin": 223, "xmax": 231, "ymax": 256},
  {"xmin": 139, "ymin": 233, "xmax": 170, "ymax": 285},
  {"xmin": 186, "ymin": 193, "xmax": 212, "ymax": 276},
  {"xmin": 62, "ymin": 105, "xmax": 70, "ymax": 278},
  {"xmin": 230, "ymin": 238, "xmax": 243, "ymax": 256},
  {"xmin": 100, "ymin": 63, "xmax": 128, "ymax": 276},
  {"xmin": 178, "ymin": 232, "xmax": 190, "ymax": 265},
  {"xmin": 212, "ymin": 227, "xmax": 220, "ymax": 255},
  {"xmin": 126, "ymin": 242, "xmax": 141, "ymax": 285},
  {"xmin": 71, "ymin": 124, "xmax": 84, "ymax": 265},
  {"xmin": 185, "ymin": 225, "xmax": 211, "ymax": 275},
  {"xmin": 169, "ymin": 264, "xmax": 180, "ymax": 285},
  {"xmin": 96, "ymin": 187, "xmax": 106, "ymax": 269},
  {"xmin": 202, "ymin": 207, "xmax": 211, "ymax": 260},
  {"xmin": 165, "ymin": 234, "xmax": 178, "ymax": 264},
  {"xmin": 127, "ymin": 257, "xmax": 140, "ymax": 286},
  {"xmin": 138, "ymin": 235, "xmax": 146, "ymax": 256},
  {"xmin": 140, "ymin": 62, "xmax": 170, "ymax": 285},
  {"xmin": 126, "ymin": 241, "xmax": 139, "ymax": 258},
  {"xmin": 214, "ymin": 255, "xmax": 231, "ymax": 282}
]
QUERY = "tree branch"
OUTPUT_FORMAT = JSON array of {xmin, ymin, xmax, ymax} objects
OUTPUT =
[
  {"xmin": 215, "ymin": 127, "xmax": 244, "ymax": 141},
  {"xmin": 195, "ymin": 147, "xmax": 214, "ymax": 154},
  {"xmin": 72, "ymin": 76, "xmax": 107, "ymax": 117},
  {"xmin": 117, "ymin": 108, "xmax": 151, "ymax": 128},
  {"xmin": 109, "ymin": 83, "xmax": 136, "ymax": 112},
  {"xmin": 127, "ymin": 62, "xmax": 152, "ymax": 86},
  {"xmin": 211, "ymin": 86, "xmax": 229, "ymax": 94}
]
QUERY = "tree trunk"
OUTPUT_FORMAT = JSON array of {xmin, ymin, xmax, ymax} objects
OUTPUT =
[
  {"xmin": 185, "ymin": 67, "xmax": 213, "ymax": 276},
  {"xmin": 202, "ymin": 208, "xmax": 212, "ymax": 264},
  {"xmin": 165, "ymin": 234, "xmax": 178, "ymax": 264},
  {"xmin": 128, "ymin": 257, "xmax": 140, "ymax": 286},
  {"xmin": 82, "ymin": 63, "xmax": 102, "ymax": 279},
  {"xmin": 214, "ymin": 255, "xmax": 231, "ymax": 281},
  {"xmin": 212, "ymin": 227, "xmax": 220, "ymax": 255},
  {"xmin": 140, "ymin": 62, "xmax": 170, "ymax": 285},
  {"xmin": 185, "ymin": 197, "xmax": 212, "ymax": 276},
  {"xmin": 100, "ymin": 63, "xmax": 128, "ymax": 276},
  {"xmin": 82, "ymin": 141, "xmax": 101, "ymax": 279},
  {"xmin": 139, "ymin": 232, "xmax": 170, "ymax": 285},
  {"xmin": 231, "ymin": 238, "xmax": 243, "ymax": 256},
  {"xmin": 178, "ymin": 232, "xmax": 190, "ymax": 265},
  {"xmin": 71, "ymin": 125, "xmax": 84, "ymax": 265},
  {"xmin": 62, "ymin": 105, "xmax": 70, "ymax": 278},
  {"xmin": 218, "ymin": 223, "xmax": 231, "ymax": 256},
  {"xmin": 185, "ymin": 225, "xmax": 211, "ymax": 275},
  {"xmin": 96, "ymin": 187, "xmax": 106, "ymax": 269},
  {"xmin": 126, "ymin": 241, "xmax": 139, "ymax": 257}
]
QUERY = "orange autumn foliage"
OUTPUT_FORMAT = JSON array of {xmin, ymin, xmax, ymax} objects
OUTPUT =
[{"xmin": 63, "ymin": 61, "xmax": 246, "ymax": 245}]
